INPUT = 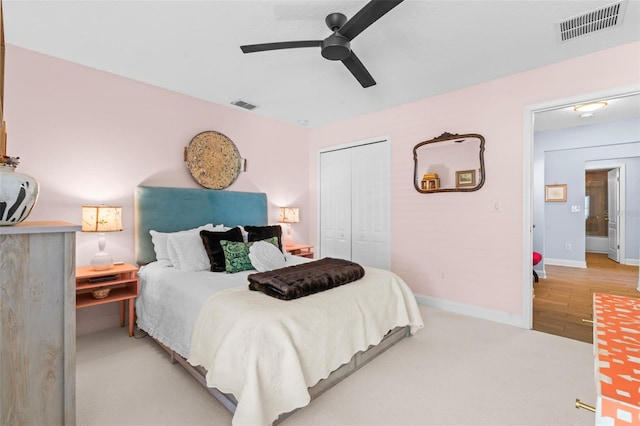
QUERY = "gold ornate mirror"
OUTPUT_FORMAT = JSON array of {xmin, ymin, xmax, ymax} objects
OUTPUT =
[
  {"xmin": 185, "ymin": 131, "xmax": 242, "ymax": 189},
  {"xmin": 413, "ymin": 132, "xmax": 486, "ymax": 193}
]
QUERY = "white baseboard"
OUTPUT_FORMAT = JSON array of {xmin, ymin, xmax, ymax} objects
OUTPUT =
[
  {"xmin": 414, "ymin": 293, "xmax": 526, "ymax": 329},
  {"xmin": 623, "ymin": 258, "xmax": 639, "ymax": 266},
  {"xmin": 545, "ymin": 258, "xmax": 587, "ymax": 268},
  {"xmin": 586, "ymin": 249, "xmax": 608, "ymax": 254},
  {"xmin": 547, "ymin": 257, "xmax": 638, "ymax": 267}
]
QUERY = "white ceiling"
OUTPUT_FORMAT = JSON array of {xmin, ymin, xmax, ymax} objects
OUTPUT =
[
  {"xmin": 3, "ymin": 0, "xmax": 640, "ymax": 130},
  {"xmin": 535, "ymin": 93, "xmax": 640, "ymax": 132}
]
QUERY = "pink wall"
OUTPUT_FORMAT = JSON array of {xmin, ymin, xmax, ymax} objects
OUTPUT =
[
  {"xmin": 307, "ymin": 41, "xmax": 640, "ymax": 318},
  {"xmin": 5, "ymin": 46, "xmax": 310, "ymax": 334},
  {"xmin": 5, "ymin": 41, "xmax": 639, "ymax": 333},
  {"xmin": 5, "ymin": 45, "xmax": 310, "ymax": 268}
]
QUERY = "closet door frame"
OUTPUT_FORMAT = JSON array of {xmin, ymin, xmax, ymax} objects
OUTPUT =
[{"xmin": 317, "ymin": 135, "xmax": 391, "ymax": 269}]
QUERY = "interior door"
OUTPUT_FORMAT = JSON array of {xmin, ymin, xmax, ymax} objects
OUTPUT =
[
  {"xmin": 351, "ymin": 142, "xmax": 391, "ymax": 270},
  {"xmin": 319, "ymin": 148, "xmax": 352, "ymax": 260},
  {"xmin": 319, "ymin": 140, "xmax": 391, "ymax": 269},
  {"xmin": 607, "ymin": 168, "xmax": 620, "ymax": 262}
]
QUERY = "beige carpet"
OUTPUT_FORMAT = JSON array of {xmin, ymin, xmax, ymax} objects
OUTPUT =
[{"xmin": 77, "ymin": 305, "xmax": 596, "ymax": 425}]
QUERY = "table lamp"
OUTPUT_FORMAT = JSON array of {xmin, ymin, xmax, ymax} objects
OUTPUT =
[
  {"xmin": 278, "ymin": 207, "xmax": 299, "ymax": 247},
  {"xmin": 82, "ymin": 205, "xmax": 122, "ymax": 270}
]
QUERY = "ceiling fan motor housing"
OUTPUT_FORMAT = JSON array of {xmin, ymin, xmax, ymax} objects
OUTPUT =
[{"xmin": 321, "ymin": 33, "xmax": 351, "ymax": 60}]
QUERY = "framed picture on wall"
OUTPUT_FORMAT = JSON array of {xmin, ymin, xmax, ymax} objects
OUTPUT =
[
  {"xmin": 545, "ymin": 184, "xmax": 567, "ymax": 202},
  {"xmin": 455, "ymin": 170, "xmax": 476, "ymax": 188}
]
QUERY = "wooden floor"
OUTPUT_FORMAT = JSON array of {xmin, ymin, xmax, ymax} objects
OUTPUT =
[{"xmin": 532, "ymin": 252, "xmax": 639, "ymax": 343}]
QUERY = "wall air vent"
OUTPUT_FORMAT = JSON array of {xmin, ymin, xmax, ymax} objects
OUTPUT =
[
  {"xmin": 555, "ymin": 1, "xmax": 626, "ymax": 42},
  {"xmin": 231, "ymin": 99, "xmax": 258, "ymax": 110}
]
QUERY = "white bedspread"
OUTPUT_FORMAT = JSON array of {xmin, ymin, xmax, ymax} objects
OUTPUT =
[
  {"xmin": 136, "ymin": 255, "xmax": 309, "ymax": 358},
  {"xmin": 187, "ymin": 266, "xmax": 424, "ymax": 426}
]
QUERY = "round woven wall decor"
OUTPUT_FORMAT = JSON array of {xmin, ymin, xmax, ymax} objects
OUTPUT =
[{"xmin": 185, "ymin": 131, "xmax": 241, "ymax": 189}]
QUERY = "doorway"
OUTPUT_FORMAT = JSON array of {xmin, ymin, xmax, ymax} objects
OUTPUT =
[
  {"xmin": 585, "ymin": 170, "xmax": 609, "ymax": 252},
  {"xmin": 522, "ymin": 87, "xmax": 640, "ymax": 330},
  {"xmin": 585, "ymin": 161, "xmax": 626, "ymax": 264}
]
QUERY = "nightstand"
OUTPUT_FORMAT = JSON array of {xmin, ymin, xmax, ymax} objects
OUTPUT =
[
  {"xmin": 285, "ymin": 244, "xmax": 314, "ymax": 259},
  {"xmin": 76, "ymin": 263, "xmax": 139, "ymax": 337}
]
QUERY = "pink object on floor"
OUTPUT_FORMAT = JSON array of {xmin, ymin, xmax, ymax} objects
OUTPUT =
[{"xmin": 532, "ymin": 252, "xmax": 542, "ymax": 265}]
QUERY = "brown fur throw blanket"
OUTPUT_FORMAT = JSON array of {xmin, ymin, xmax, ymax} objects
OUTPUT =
[{"xmin": 248, "ymin": 257, "xmax": 365, "ymax": 300}]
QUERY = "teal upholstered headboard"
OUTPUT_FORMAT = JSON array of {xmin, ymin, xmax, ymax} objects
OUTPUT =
[{"xmin": 135, "ymin": 186, "xmax": 268, "ymax": 265}]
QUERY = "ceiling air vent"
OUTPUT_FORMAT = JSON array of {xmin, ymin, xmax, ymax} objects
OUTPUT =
[
  {"xmin": 231, "ymin": 99, "xmax": 258, "ymax": 110},
  {"xmin": 556, "ymin": 1, "xmax": 626, "ymax": 42}
]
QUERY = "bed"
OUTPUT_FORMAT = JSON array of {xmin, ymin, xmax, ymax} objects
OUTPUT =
[{"xmin": 134, "ymin": 186, "xmax": 424, "ymax": 425}]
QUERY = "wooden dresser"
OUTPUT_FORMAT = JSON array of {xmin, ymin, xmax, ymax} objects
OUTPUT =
[{"xmin": 0, "ymin": 221, "xmax": 80, "ymax": 425}]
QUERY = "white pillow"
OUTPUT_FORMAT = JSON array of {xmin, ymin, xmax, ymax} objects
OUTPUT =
[
  {"xmin": 249, "ymin": 240, "xmax": 286, "ymax": 272},
  {"xmin": 150, "ymin": 223, "xmax": 223, "ymax": 265},
  {"xmin": 166, "ymin": 224, "xmax": 229, "ymax": 271},
  {"xmin": 149, "ymin": 229, "xmax": 173, "ymax": 262},
  {"xmin": 237, "ymin": 225, "xmax": 249, "ymax": 243}
]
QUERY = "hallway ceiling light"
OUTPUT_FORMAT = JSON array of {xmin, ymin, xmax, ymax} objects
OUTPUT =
[{"xmin": 574, "ymin": 101, "xmax": 608, "ymax": 112}]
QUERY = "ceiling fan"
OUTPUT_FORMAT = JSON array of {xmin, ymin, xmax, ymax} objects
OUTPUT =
[{"xmin": 240, "ymin": 0, "xmax": 404, "ymax": 88}]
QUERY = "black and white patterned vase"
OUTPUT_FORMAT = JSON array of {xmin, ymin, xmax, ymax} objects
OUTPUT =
[{"xmin": 0, "ymin": 165, "xmax": 39, "ymax": 225}]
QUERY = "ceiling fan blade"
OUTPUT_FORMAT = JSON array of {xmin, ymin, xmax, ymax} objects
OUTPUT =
[
  {"xmin": 338, "ymin": 0, "xmax": 404, "ymax": 41},
  {"xmin": 341, "ymin": 51, "xmax": 376, "ymax": 88},
  {"xmin": 241, "ymin": 40, "xmax": 322, "ymax": 54}
]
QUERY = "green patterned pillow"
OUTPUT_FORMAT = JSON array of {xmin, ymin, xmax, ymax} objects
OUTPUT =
[{"xmin": 220, "ymin": 237, "xmax": 279, "ymax": 273}]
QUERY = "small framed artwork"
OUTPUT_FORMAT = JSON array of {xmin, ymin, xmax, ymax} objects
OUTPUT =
[
  {"xmin": 455, "ymin": 170, "xmax": 476, "ymax": 188},
  {"xmin": 545, "ymin": 184, "xmax": 567, "ymax": 202}
]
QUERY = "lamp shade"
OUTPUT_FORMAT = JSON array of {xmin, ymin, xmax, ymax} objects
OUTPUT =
[
  {"xmin": 82, "ymin": 206, "xmax": 123, "ymax": 232},
  {"xmin": 278, "ymin": 207, "xmax": 299, "ymax": 224}
]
